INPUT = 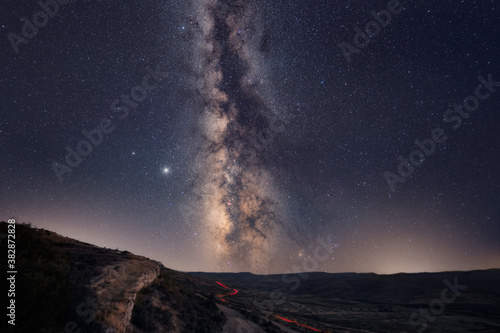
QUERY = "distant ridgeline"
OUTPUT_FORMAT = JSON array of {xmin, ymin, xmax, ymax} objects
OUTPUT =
[{"xmin": 2, "ymin": 221, "xmax": 499, "ymax": 333}]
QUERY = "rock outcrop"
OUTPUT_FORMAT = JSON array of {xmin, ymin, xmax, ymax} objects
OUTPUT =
[{"xmin": 90, "ymin": 257, "xmax": 160, "ymax": 332}]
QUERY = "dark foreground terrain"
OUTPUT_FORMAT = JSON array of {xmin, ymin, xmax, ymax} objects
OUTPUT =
[
  {"xmin": 0, "ymin": 222, "xmax": 226, "ymax": 333},
  {"xmin": 1, "ymin": 221, "xmax": 499, "ymax": 333},
  {"xmin": 191, "ymin": 269, "xmax": 500, "ymax": 332}
]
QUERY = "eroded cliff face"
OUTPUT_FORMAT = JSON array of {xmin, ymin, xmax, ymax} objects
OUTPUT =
[
  {"xmin": 0, "ymin": 222, "xmax": 227, "ymax": 333},
  {"xmin": 90, "ymin": 257, "xmax": 160, "ymax": 332}
]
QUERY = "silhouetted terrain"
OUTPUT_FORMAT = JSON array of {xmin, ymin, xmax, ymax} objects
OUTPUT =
[
  {"xmin": 2, "ymin": 221, "xmax": 499, "ymax": 333},
  {"xmin": 190, "ymin": 270, "xmax": 500, "ymax": 304},
  {"xmin": 0, "ymin": 222, "xmax": 226, "ymax": 333},
  {"xmin": 190, "ymin": 270, "xmax": 500, "ymax": 332}
]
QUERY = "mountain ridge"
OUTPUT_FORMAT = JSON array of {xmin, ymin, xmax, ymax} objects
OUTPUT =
[{"xmin": 2, "ymin": 221, "xmax": 499, "ymax": 333}]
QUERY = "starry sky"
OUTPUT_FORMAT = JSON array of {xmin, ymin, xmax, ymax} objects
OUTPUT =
[{"xmin": 1, "ymin": 0, "xmax": 499, "ymax": 274}]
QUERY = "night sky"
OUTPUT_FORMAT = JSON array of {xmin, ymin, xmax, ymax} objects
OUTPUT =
[{"xmin": 1, "ymin": 0, "xmax": 499, "ymax": 274}]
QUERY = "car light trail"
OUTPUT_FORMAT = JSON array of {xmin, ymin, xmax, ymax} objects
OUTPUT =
[
  {"xmin": 274, "ymin": 315, "xmax": 322, "ymax": 332},
  {"xmin": 216, "ymin": 281, "xmax": 238, "ymax": 301},
  {"xmin": 216, "ymin": 282, "xmax": 322, "ymax": 332}
]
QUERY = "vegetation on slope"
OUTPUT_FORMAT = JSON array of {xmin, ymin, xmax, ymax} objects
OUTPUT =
[
  {"xmin": 1, "ymin": 222, "xmax": 71, "ymax": 332},
  {"xmin": 131, "ymin": 268, "xmax": 227, "ymax": 332}
]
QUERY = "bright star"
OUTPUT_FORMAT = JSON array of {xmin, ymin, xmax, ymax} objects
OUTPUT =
[{"xmin": 162, "ymin": 167, "xmax": 170, "ymax": 174}]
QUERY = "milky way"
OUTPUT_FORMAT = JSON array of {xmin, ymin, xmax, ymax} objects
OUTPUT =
[
  {"xmin": 3, "ymin": 0, "xmax": 498, "ymax": 276},
  {"xmin": 188, "ymin": 0, "xmax": 292, "ymax": 272}
]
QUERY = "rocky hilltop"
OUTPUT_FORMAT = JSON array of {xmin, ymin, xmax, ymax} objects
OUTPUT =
[
  {"xmin": 0, "ymin": 222, "xmax": 227, "ymax": 333},
  {"xmin": 3, "ymin": 221, "xmax": 499, "ymax": 333}
]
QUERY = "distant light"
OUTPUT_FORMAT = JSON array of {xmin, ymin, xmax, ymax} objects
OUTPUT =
[{"xmin": 163, "ymin": 168, "xmax": 170, "ymax": 174}]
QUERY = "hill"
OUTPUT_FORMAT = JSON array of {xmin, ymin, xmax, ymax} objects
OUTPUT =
[
  {"xmin": 0, "ymin": 222, "xmax": 228, "ymax": 333},
  {"xmin": 189, "ymin": 270, "xmax": 500, "ymax": 332},
  {"xmin": 2, "ymin": 221, "xmax": 499, "ymax": 333}
]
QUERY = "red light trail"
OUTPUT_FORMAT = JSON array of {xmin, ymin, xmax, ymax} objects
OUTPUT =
[
  {"xmin": 216, "ymin": 281, "xmax": 238, "ymax": 302},
  {"xmin": 215, "ymin": 282, "xmax": 322, "ymax": 332},
  {"xmin": 274, "ymin": 315, "xmax": 322, "ymax": 332}
]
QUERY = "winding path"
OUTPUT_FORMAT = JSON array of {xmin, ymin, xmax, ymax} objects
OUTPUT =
[{"xmin": 215, "ymin": 281, "xmax": 323, "ymax": 332}]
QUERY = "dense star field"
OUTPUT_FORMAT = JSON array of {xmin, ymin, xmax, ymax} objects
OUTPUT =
[{"xmin": 1, "ymin": 0, "xmax": 499, "ymax": 274}]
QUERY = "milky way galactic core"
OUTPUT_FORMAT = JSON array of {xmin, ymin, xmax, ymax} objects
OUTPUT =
[{"xmin": 188, "ymin": 0, "xmax": 296, "ymax": 272}]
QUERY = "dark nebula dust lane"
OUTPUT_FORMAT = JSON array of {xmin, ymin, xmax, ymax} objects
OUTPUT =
[
  {"xmin": 188, "ymin": 0, "xmax": 292, "ymax": 272},
  {"xmin": 2, "ymin": 0, "xmax": 498, "ymax": 276}
]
